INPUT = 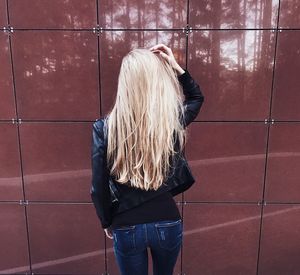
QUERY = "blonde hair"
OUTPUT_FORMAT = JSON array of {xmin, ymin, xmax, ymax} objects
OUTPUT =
[{"xmin": 106, "ymin": 48, "xmax": 187, "ymax": 191}]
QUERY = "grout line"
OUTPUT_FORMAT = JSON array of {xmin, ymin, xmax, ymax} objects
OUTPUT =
[
  {"xmin": 3, "ymin": 28, "xmax": 300, "ymax": 31},
  {"xmin": 6, "ymin": 1, "xmax": 34, "ymax": 272},
  {"xmin": 1, "ymin": 119, "xmax": 300, "ymax": 123},
  {"xmin": 255, "ymin": 1, "xmax": 282, "ymax": 274}
]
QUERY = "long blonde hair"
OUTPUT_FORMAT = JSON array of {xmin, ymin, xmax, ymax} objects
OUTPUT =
[{"xmin": 106, "ymin": 48, "xmax": 187, "ymax": 191}]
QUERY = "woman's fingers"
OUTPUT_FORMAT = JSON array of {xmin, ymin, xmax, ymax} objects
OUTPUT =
[
  {"xmin": 149, "ymin": 43, "xmax": 166, "ymax": 51},
  {"xmin": 106, "ymin": 232, "xmax": 113, "ymax": 239},
  {"xmin": 161, "ymin": 45, "xmax": 173, "ymax": 56},
  {"xmin": 151, "ymin": 49, "xmax": 169, "ymax": 61},
  {"xmin": 150, "ymin": 44, "xmax": 172, "ymax": 56},
  {"xmin": 149, "ymin": 44, "xmax": 178, "ymax": 69},
  {"xmin": 104, "ymin": 228, "xmax": 114, "ymax": 239},
  {"xmin": 151, "ymin": 49, "xmax": 161, "ymax": 54},
  {"xmin": 158, "ymin": 50, "xmax": 169, "ymax": 61}
]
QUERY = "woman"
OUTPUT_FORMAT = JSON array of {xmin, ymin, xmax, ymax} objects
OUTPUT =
[{"xmin": 90, "ymin": 44, "xmax": 204, "ymax": 275}]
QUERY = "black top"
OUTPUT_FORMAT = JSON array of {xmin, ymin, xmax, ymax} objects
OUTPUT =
[{"xmin": 110, "ymin": 191, "xmax": 181, "ymax": 230}]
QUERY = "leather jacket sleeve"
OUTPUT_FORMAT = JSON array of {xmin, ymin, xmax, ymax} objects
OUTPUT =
[
  {"xmin": 177, "ymin": 69, "xmax": 204, "ymax": 128},
  {"xmin": 90, "ymin": 121, "xmax": 112, "ymax": 229}
]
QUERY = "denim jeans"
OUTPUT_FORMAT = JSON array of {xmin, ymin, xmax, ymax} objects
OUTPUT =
[{"xmin": 112, "ymin": 218, "xmax": 183, "ymax": 275}]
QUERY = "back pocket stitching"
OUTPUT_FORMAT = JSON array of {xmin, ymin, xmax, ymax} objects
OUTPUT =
[
  {"xmin": 155, "ymin": 219, "xmax": 182, "ymax": 228},
  {"xmin": 114, "ymin": 225, "xmax": 136, "ymax": 230},
  {"xmin": 155, "ymin": 223, "xmax": 182, "ymax": 251}
]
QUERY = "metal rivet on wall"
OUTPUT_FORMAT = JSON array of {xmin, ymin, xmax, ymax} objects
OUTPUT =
[
  {"xmin": 186, "ymin": 26, "xmax": 192, "ymax": 36},
  {"xmin": 12, "ymin": 118, "xmax": 16, "ymax": 124},
  {"xmin": 3, "ymin": 26, "xmax": 14, "ymax": 35},
  {"xmin": 271, "ymin": 119, "xmax": 274, "ymax": 124},
  {"xmin": 93, "ymin": 24, "xmax": 102, "ymax": 36},
  {"xmin": 18, "ymin": 118, "xmax": 22, "ymax": 124},
  {"xmin": 183, "ymin": 25, "xmax": 192, "ymax": 36},
  {"xmin": 278, "ymin": 28, "xmax": 282, "ymax": 33},
  {"xmin": 264, "ymin": 118, "xmax": 268, "ymax": 124}
]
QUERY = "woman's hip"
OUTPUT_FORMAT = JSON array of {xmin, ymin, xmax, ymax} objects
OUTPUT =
[{"xmin": 112, "ymin": 219, "xmax": 183, "ymax": 255}]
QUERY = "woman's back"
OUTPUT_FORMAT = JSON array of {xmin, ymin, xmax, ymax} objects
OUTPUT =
[
  {"xmin": 90, "ymin": 45, "xmax": 204, "ymax": 275},
  {"xmin": 111, "ymin": 190, "xmax": 181, "ymax": 230}
]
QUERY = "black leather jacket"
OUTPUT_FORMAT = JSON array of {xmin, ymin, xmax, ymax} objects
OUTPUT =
[{"xmin": 90, "ymin": 69, "xmax": 204, "ymax": 229}]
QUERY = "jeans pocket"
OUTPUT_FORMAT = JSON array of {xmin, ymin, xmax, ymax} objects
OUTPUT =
[
  {"xmin": 114, "ymin": 225, "xmax": 136, "ymax": 230},
  {"xmin": 113, "ymin": 225, "xmax": 136, "ymax": 255},
  {"xmin": 155, "ymin": 219, "xmax": 182, "ymax": 251}
]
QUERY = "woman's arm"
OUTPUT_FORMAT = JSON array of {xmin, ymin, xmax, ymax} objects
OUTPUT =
[
  {"xmin": 177, "ymin": 69, "xmax": 205, "ymax": 128},
  {"xmin": 90, "ymin": 120, "xmax": 112, "ymax": 229},
  {"xmin": 149, "ymin": 44, "xmax": 204, "ymax": 127}
]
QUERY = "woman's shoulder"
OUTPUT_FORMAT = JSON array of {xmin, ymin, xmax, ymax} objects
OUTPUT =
[
  {"xmin": 94, "ymin": 115, "xmax": 108, "ymax": 128},
  {"xmin": 93, "ymin": 115, "xmax": 109, "ymax": 138}
]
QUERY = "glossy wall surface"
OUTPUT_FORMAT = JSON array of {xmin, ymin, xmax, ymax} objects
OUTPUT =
[{"xmin": 0, "ymin": 0, "xmax": 299, "ymax": 274}]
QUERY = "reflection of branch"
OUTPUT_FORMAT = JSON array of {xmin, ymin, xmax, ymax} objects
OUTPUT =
[
  {"xmin": 188, "ymin": 152, "xmax": 300, "ymax": 167},
  {"xmin": 0, "ymin": 169, "xmax": 90, "ymax": 187},
  {"xmin": 184, "ymin": 204, "xmax": 300, "ymax": 236},
  {"xmin": 0, "ymin": 247, "xmax": 106, "ymax": 274}
]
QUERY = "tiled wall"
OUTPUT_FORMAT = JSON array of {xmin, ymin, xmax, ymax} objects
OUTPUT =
[{"xmin": 1, "ymin": 0, "xmax": 299, "ymax": 274}]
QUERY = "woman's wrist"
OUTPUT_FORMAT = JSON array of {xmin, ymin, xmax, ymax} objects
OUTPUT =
[{"xmin": 174, "ymin": 63, "xmax": 185, "ymax": 76}]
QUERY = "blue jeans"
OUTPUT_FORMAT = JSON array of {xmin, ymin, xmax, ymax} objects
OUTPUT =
[{"xmin": 112, "ymin": 219, "xmax": 183, "ymax": 275}]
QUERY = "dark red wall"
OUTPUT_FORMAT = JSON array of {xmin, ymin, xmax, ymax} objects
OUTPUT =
[{"xmin": 1, "ymin": 0, "xmax": 300, "ymax": 274}]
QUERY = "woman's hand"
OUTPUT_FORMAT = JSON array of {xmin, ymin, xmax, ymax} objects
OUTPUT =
[
  {"xmin": 149, "ymin": 44, "xmax": 185, "ymax": 75},
  {"xmin": 104, "ymin": 228, "xmax": 113, "ymax": 239}
]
